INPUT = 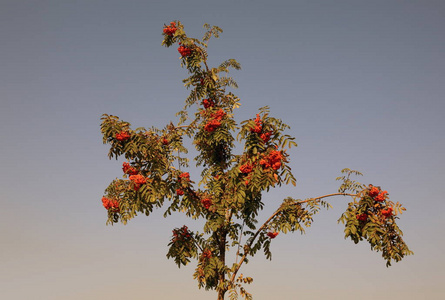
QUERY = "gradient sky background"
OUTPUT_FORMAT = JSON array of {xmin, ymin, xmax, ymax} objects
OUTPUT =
[{"xmin": 1, "ymin": 0, "xmax": 444, "ymax": 299}]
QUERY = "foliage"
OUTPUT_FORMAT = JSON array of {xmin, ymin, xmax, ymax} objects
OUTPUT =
[{"xmin": 99, "ymin": 21, "xmax": 412, "ymax": 299}]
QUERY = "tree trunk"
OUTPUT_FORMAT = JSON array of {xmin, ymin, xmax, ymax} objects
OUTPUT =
[
  {"xmin": 217, "ymin": 289, "xmax": 226, "ymax": 300},
  {"xmin": 217, "ymin": 225, "xmax": 227, "ymax": 300}
]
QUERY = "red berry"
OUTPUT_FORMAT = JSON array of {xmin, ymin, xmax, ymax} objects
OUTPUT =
[
  {"xmin": 356, "ymin": 213, "xmax": 368, "ymax": 221},
  {"xmin": 267, "ymin": 232, "xmax": 279, "ymax": 239}
]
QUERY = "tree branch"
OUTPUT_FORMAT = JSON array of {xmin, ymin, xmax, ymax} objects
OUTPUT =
[{"xmin": 229, "ymin": 192, "xmax": 357, "ymax": 284}]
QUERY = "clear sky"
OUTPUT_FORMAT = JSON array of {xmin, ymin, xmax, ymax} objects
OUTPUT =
[{"xmin": 1, "ymin": 0, "xmax": 444, "ymax": 299}]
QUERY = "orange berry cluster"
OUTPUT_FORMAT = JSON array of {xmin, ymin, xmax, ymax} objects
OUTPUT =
[
  {"xmin": 204, "ymin": 119, "xmax": 221, "ymax": 132},
  {"xmin": 260, "ymin": 150, "xmax": 283, "ymax": 171},
  {"xmin": 356, "ymin": 185, "xmax": 393, "ymax": 221},
  {"xmin": 239, "ymin": 162, "xmax": 253, "ymax": 174},
  {"xmin": 129, "ymin": 174, "xmax": 147, "ymax": 191},
  {"xmin": 122, "ymin": 162, "xmax": 138, "ymax": 175},
  {"xmin": 250, "ymin": 114, "xmax": 262, "ymax": 133},
  {"xmin": 369, "ymin": 185, "xmax": 388, "ymax": 202},
  {"xmin": 179, "ymin": 172, "xmax": 190, "ymax": 182},
  {"xmin": 201, "ymin": 198, "xmax": 212, "ymax": 209},
  {"xmin": 249, "ymin": 114, "xmax": 272, "ymax": 143},
  {"xmin": 178, "ymin": 45, "xmax": 192, "ymax": 57},
  {"xmin": 260, "ymin": 131, "xmax": 272, "ymax": 143},
  {"xmin": 115, "ymin": 131, "xmax": 130, "ymax": 141},
  {"xmin": 382, "ymin": 207, "xmax": 393, "ymax": 218},
  {"xmin": 163, "ymin": 22, "xmax": 177, "ymax": 36},
  {"xmin": 102, "ymin": 196, "xmax": 119, "ymax": 212},
  {"xmin": 204, "ymin": 109, "xmax": 226, "ymax": 132}
]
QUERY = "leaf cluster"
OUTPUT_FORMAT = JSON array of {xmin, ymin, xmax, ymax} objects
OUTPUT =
[{"xmin": 338, "ymin": 187, "xmax": 413, "ymax": 266}]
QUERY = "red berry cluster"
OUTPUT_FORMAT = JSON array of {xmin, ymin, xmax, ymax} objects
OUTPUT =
[
  {"xmin": 260, "ymin": 150, "xmax": 283, "ymax": 171},
  {"xmin": 239, "ymin": 162, "xmax": 253, "ymax": 174},
  {"xmin": 382, "ymin": 207, "xmax": 393, "ymax": 218},
  {"xmin": 260, "ymin": 131, "xmax": 272, "ymax": 143},
  {"xmin": 172, "ymin": 225, "xmax": 192, "ymax": 243},
  {"xmin": 102, "ymin": 197, "xmax": 119, "ymax": 212},
  {"xmin": 250, "ymin": 114, "xmax": 262, "ymax": 133},
  {"xmin": 202, "ymin": 249, "xmax": 212, "ymax": 260},
  {"xmin": 356, "ymin": 185, "xmax": 393, "ymax": 221},
  {"xmin": 201, "ymin": 198, "xmax": 212, "ymax": 209},
  {"xmin": 163, "ymin": 22, "xmax": 177, "ymax": 36},
  {"xmin": 115, "ymin": 131, "xmax": 130, "ymax": 141},
  {"xmin": 249, "ymin": 114, "xmax": 272, "ymax": 143},
  {"xmin": 369, "ymin": 185, "xmax": 388, "ymax": 202},
  {"xmin": 375, "ymin": 191, "xmax": 388, "ymax": 202},
  {"xmin": 202, "ymin": 99, "xmax": 215, "ymax": 109},
  {"xmin": 213, "ymin": 109, "xmax": 226, "ymax": 120},
  {"xmin": 122, "ymin": 162, "xmax": 138, "ymax": 175},
  {"xmin": 162, "ymin": 137, "xmax": 169, "ymax": 145},
  {"xmin": 129, "ymin": 174, "xmax": 147, "ymax": 191},
  {"xmin": 178, "ymin": 45, "xmax": 192, "ymax": 57},
  {"xmin": 204, "ymin": 119, "xmax": 221, "ymax": 132},
  {"xmin": 204, "ymin": 109, "xmax": 226, "ymax": 132},
  {"xmin": 176, "ymin": 188, "xmax": 184, "ymax": 196},
  {"xmin": 267, "ymin": 231, "xmax": 279, "ymax": 239},
  {"xmin": 356, "ymin": 213, "xmax": 368, "ymax": 221},
  {"xmin": 179, "ymin": 172, "xmax": 190, "ymax": 182}
]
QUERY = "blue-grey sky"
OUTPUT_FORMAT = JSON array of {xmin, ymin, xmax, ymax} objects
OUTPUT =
[{"xmin": 1, "ymin": 0, "xmax": 444, "ymax": 299}]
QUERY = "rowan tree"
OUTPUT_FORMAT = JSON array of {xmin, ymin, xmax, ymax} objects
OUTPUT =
[{"xmin": 99, "ymin": 21, "xmax": 413, "ymax": 300}]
